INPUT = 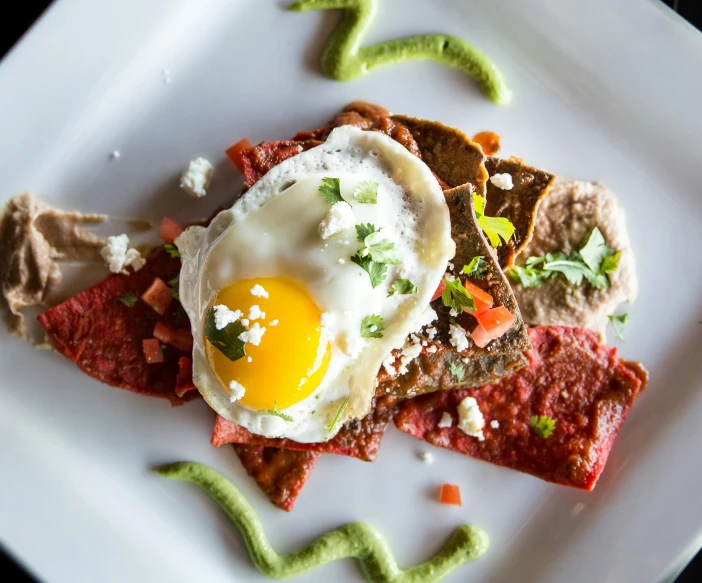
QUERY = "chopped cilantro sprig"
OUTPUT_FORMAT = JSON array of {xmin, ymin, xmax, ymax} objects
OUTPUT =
[
  {"xmin": 507, "ymin": 227, "xmax": 620, "ymax": 291},
  {"xmin": 608, "ymin": 313, "xmax": 629, "ymax": 341},
  {"xmin": 441, "ymin": 278, "xmax": 476, "ymax": 312},
  {"xmin": 318, "ymin": 177, "xmax": 344, "ymax": 203},
  {"xmin": 474, "ymin": 193, "xmax": 515, "ymax": 247},
  {"xmin": 326, "ymin": 398, "xmax": 350, "ymax": 434},
  {"xmin": 119, "ymin": 291, "xmax": 138, "ymax": 307},
  {"xmin": 529, "ymin": 415, "xmax": 556, "ymax": 438},
  {"xmin": 261, "ymin": 401, "xmax": 294, "ymax": 423},
  {"xmin": 462, "ymin": 256, "xmax": 487, "ymax": 279},
  {"xmin": 353, "ymin": 180, "xmax": 378, "ymax": 204},
  {"xmin": 351, "ymin": 223, "xmax": 401, "ymax": 288},
  {"xmin": 449, "ymin": 362, "xmax": 466, "ymax": 383},
  {"xmin": 204, "ymin": 307, "xmax": 246, "ymax": 362},
  {"xmin": 361, "ymin": 314, "xmax": 385, "ymax": 338},
  {"xmin": 388, "ymin": 278, "xmax": 417, "ymax": 297}
]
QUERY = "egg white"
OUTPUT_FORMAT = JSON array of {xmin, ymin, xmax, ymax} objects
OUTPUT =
[{"xmin": 177, "ymin": 126, "xmax": 454, "ymax": 442}]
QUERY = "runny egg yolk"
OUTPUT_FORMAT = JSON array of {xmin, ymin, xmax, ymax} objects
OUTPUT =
[{"xmin": 205, "ymin": 277, "xmax": 330, "ymax": 411}]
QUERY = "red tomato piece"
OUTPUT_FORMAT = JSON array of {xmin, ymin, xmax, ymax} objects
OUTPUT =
[
  {"xmin": 142, "ymin": 338, "xmax": 164, "ymax": 364},
  {"xmin": 141, "ymin": 278, "xmax": 173, "ymax": 316},
  {"xmin": 225, "ymin": 138, "xmax": 252, "ymax": 173},
  {"xmin": 171, "ymin": 329, "xmax": 193, "ymax": 353},
  {"xmin": 470, "ymin": 324, "xmax": 492, "ymax": 348},
  {"xmin": 431, "ymin": 280, "xmax": 446, "ymax": 302},
  {"xmin": 462, "ymin": 280, "xmax": 494, "ymax": 315},
  {"xmin": 175, "ymin": 356, "xmax": 196, "ymax": 397},
  {"xmin": 439, "ymin": 483, "xmax": 462, "ymax": 506},
  {"xmin": 153, "ymin": 321, "xmax": 175, "ymax": 344},
  {"xmin": 158, "ymin": 217, "xmax": 183, "ymax": 244},
  {"xmin": 475, "ymin": 306, "xmax": 515, "ymax": 339}
]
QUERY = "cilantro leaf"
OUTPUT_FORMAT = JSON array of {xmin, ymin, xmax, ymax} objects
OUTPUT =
[
  {"xmin": 261, "ymin": 401, "xmax": 294, "ymax": 423},
  {"xmin": 318, "ymin": 177, "xmax": 343, "ymax": 204},
  {"xmin": 351, "ymin": 253, "xmax": 387, "ymax": 288},
  {"xmin": 164, "ymin": 244, "xmax": 180, "ymax": 258},
  {"xmin": 387, "ymin": 278, "xmax": 418, "ymax": 297},
  {"xmin": 119, "ymin": 291, "xmax": 138, "ymax": 307},
  {"xmin": 602, "ymin": 251, "xmax": 621, "ymax": 275},
  {"xmin": 353, "ymin": 180, "xmax": 378, "ymax": 204},
  {"xmin": 361, "ymin": 314, "xmax": 385, "ymax": 338},
  {"xmin": 168, "ymin": 276, "xmax": 180, "ymax": 300},
  {"xmin": 529, "ymin": 415, "xmax": 556, "ymax": 438},
  {"xmin": 355, "ymin": 223, "xmax": 378, "ymax": 242},
  {"xmin": 608, "ymin": 313, "xmax": 629, "ymax": 341},
  {"xmin": 204, "ymin": 307, "xmax": 246, "ymax": 362},
  {"xmin": 441, "ymin": 278, "xmax": 476, "ymax": 312},
  {"xmin": 506, "ymin": 265, "xmax": 547, "ymax": 289},
  {"xmin": 462, "ymin": 256, "xmax": 487, "ymax": 279},
  {"xmin": 473, "ymin": 193, "xmax": 515, "ymax": 247},
  {"xmin": 326, "ymin": 398, "xmax": 349, "ymax": 434},
  {"xmin": 360, "ymin": 231, "xmax": 402, "ymax": 264},
  {"xmin": 579, "ymin": 227, "xmax": 614, "ymax": 273},
  {"xmin": 449, "ymin": 362, "xmax": 466, "ymax": 383}
]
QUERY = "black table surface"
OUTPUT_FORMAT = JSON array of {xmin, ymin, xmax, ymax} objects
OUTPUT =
[{"xmin": 1, "ymin": 1, "xmax": 701, "ymax": 581}]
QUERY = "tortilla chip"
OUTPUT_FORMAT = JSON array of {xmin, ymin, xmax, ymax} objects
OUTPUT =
[
  {"xmin": 484, "ymin": 157, "xmax": 555, "ymax": 268},
  {"xmin": 232, "ymin": 444, "xmax": 319, "ymax": 512},
  {"xmin": 239, "ymin": 139, "xmax": 321, "ymax": 187},
  {"xmin": 391, "ymin": 115, "xmax": 489, "ymax": 194},
  {"xmin": 38, "ymin": 248, "xmax": 197, "ymax": 405},
  {"xmin": 378, "ymin": 184, "xmax": 530, "ymax": 397},
  {"xmin": 212, "ymin": 396, "xmax": 398, "ymax": 462},
  {"xmin": 394, "ymin": 326, "xmax": 644, "ymax": 491}
]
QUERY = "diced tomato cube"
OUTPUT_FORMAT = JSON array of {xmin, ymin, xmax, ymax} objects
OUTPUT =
[
  {"xmin": 225, "ymin": 138, "xmax": 252, "ymax": 173},
  {"xmin": 158, "ymin": 217, "xmax": 183, "ymax": 244},
  {"xmin": 142, "ymin": 338, "xmax": 164, "ymax": 364},
  {"xmin": 141, "ymin": 278, "xmax": 173, "ymax": 316},
  {"xmin": 431, "ymin": 280, "xmax": 446, "ymax": 302},
  {"xmin": 153, "ymin": 321, "xmax": 176, "ymax": 344},
  {"xmin": 175, "ymin": 356, "xmax": 196, "ymax": 397},
  {"xmin": 474, "ymin": 306, "xmax": 515, "ymax": 341},
  {"xmin": 439, "ymin": 483, "xmax": 462, "ymax": 506},
  {"xmin": 470, "ymin": 324, "xmax": 492, "ymax": 348},
  {"xmin": 171, "ymin": 329, "xmax": 193, "ymax": 353},
  {"xmin": 462, "ymin": 280, "xmax": 494, "ymax": 315}
]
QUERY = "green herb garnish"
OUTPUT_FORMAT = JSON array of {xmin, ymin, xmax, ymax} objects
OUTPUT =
[
  {"xmin": 441, "ymin": 278, "xmax": 476, "ymax": 312},
  {"xmin": 326, "ymin": 398, "xmax": 350, "ymax": 434},
  {"xmin": 449, "ymin": 362, "xmax": 466, "ymax": 383},
  {"xmin": 353, "ymin": 180, "xmax": 378, "ymax": 204},
  {"xmin": 461, "ymin": 256, "xmax": 487, "ymax": 279},
  {"xmin": 318, "ymin": 177, "xmax": 343, "ymax": 204},
  {"xmin": 168, "ymin": 276, "xmax": 180, "ymax": 300},
  {"xmin": 529, "ymin": 415, "xmax": 556, "ymax": 438},
  {"xmin": 361, "ymin": 314, "xmax": 385, "ymax": 338},
  {"xmin": 164, "ymin": 244, "xmax": 180, "ymax": 258},
  {"xmin": 506, "ymin": 227, "xmax": 620, "ymax": 291},
  {"xmin": 261, "ymin": 401, "xmax": 294, "ymax": 423},
  {"xmin": 350, "ymin": 253, "xmax": 387, "ymax": 288},
  {"xmin": 119, "ymin": 291, "xmax": 138, "ymax": 307},
  {"xmin": 608, "ymin": 313, "xmax": 629, "ymax": 341},
  {"xmin": 473, "ymin": 193, "xmax": 515, "ymax": 247},
  {"xmin": 387, "ymin": 278, "xmax": 417, "ymax": 297},
  {"xmin": 204, "ymin": 308, "xmax": 246, "ymax": 362}
]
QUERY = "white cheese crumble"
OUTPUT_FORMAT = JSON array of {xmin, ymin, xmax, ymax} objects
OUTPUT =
[
  {"xmin": 228, "ymin": 380, "xmax": 246, "ymax": 402},
  {"xmin": 490, "ymin": 420, "xmax": 500, "ymax": 429},
  {"xmin": 425, "ymin": 326, "xmax": 438, "ymax": 340},
  {"xmin": 444, "ymin": 273, "xmax": 456, "ymax": 282},
  {"xmin": 490, "ymin": 173, "xmax": 514, "ymax": 190},
  {"xmin": 100, "ymin": 234, "xmax": 145, "ymax": 274},
  {"xmin": 180, "ymin": 157, "xmax": 214, "ymax": 198},
  {"xmin": 457, "ymin": 396, "xmax": 485, "ymax": 440},
  {"xmin": 437, "ymin": 412, "xmax": 453, "ymax": 428},
  {"xmin": 318, "ymin": 201, "xmax": 355, "ymax": 239},
  {"xmin": 212, "ymin": 305, "xmax": 242, "ymax": 330},
  {"xmin": 449, "ymin": 308, "xmax": 459, "ymax": 317},
  {"xmin": 269, "ymin": 319, "xmax": 279, "ymax": 326},
  {"xmin": 416, "ymin": 307, "xmax": 438, "ymax": 332},
  {"xmin": 447, "ymin": 261, "xmax": 454, "ymax": 271},
  {"xmin": 338, "ymin": 258, "xmax": 346, "ymax": 264},
  {"xmin": 397, "ymin": 334, "xmax": 423, "ymax": 375},
  {"xmin": 419, "ymin": 452, "xmax": 434, "ymax": 464},
  {"xmin": 238, "ymin": 322, "xmax": 266, "ymax": 346},
  {"xmin": 250, "ymin": 284, "xmax": 269, "ymax": 298},
  {"xmin": 382, "ymin": 354, "xmax": 397, "ymax": 376},
  {"xmin": 426, "ymin": 345, "xmax": 438, "ymax": 353},
  {"xmin": 248, "ymin": 305, "xmax": 265, "ymax": 321},
  {"xmin": 247, "ymin": 356, "xmax": 253, "ymax": 363},
  {"xmin": 449, "ymin": 323, "xmax": 469, "ymax": 352}
]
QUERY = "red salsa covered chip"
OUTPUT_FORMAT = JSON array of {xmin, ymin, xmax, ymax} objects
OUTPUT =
[{"xmin": 394, "ymin": 326, "xmax": 645, "ymax": 490}]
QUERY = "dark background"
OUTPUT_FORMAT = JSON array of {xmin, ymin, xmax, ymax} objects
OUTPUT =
[{"xmin": 0, "ymin": 1, "xmax": 700, "ymax": 581}]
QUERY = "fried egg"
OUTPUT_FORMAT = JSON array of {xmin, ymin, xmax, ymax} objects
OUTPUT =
[{"xmin": 177, "ymin": 126, "xmax": 454, "ymax": 442}]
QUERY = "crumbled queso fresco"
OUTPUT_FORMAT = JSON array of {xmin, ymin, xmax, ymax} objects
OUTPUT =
[
  {"xmin": 250, "ymin": 284, "xmax": 269, "ymax": 298},
  {"xmin": 213, "ymin": 305, "xmax": 242, "ymax": 330},
  {"xmin": 449, "ymin": 323, "xmax": 469, "ymax": 352},
  {"xmin": 457, "ymin": 396, "xmax": 485, "ymax": 440},
  {"xmin": 238, "ymin": 322, "xmax": 266, "ymax": 346},
  {"xmin": 489, "ymin": 172, "xmax": 514, "ymax": 190},
  {"xmin": 437, "ymin": 411, "xmax": 453, "ymax": 428},
  {"xmin": 318, "ymin": 201, "xmax": 355, "ymax": 239},
  {"xmin": 228, "ymin": 380, "xmax": 246, "ymax": 402},
  {"xmin": 180, "ymin": 157, "xmax": 214, "ymax": 198},
  {"xmin": 100, "ymin": 234, "xmax": 145, "ymax": 274},
  {"xmin": 247, "ymin": 305, "xmax": 265, "ymax": 321}
]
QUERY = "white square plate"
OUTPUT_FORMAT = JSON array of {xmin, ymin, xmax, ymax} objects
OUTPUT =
[{"xmin": 2, "ymin": 1, "xmax": 702, "ymax": 581}]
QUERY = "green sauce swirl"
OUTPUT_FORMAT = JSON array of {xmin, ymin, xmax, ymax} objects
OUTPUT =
[
  {"xmin": 288, "ymin": 0, "xmax": 512, "ymax": 105},
  {"xmin": 156, "ymin": 462, "xmax": 489, "ymax": 582}
]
